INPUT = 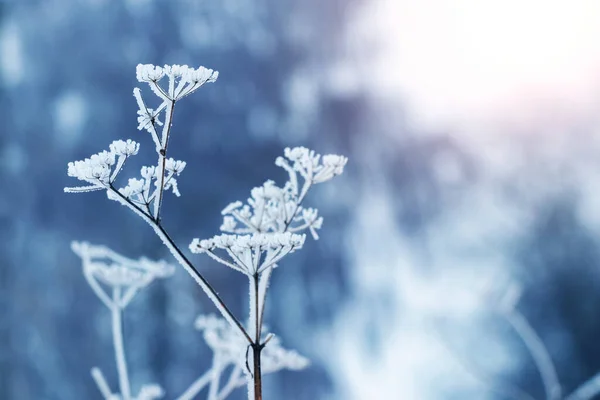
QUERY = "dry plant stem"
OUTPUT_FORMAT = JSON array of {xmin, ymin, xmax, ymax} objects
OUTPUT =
[
  {"xmin": 252, "ymin": 272, "xmax": 264, "ymax": 400},
  {"xmin": 505, "ymin": 310, "xmax": 561, "ymax": 400},
  {"xmin": 154, "ymin": 99, "xmax": 175, "ymax": 222},
  {"xmin": 252, "ymin": 343, "xmax": 263, "ymax": 400},
  {"xmin": 112, "ymin": 288, "xmax": 131, "ymax": 400},
  {"xmin": 108, "ymin": 186, "xmax": 252, "ymax": 344}
]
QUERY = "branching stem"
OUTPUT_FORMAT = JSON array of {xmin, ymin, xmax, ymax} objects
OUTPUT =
[
  {"xmin": 108, "ymin": 187, "xmax": 252, "ymax": 344},
  {"xmin": 154, "ymin": 99, "xmax": 176, "ymax": 222}
]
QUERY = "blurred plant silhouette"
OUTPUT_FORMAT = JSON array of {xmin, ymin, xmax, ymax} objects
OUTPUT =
[{"xmin": 438, "ymin": 280, "xmax": 600, "ymax": 400}]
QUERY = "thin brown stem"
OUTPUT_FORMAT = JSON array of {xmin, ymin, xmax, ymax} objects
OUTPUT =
[
  {"xmin": 253, "ymin": 344, "xmax": 263, "ymax": 400},
  {"xmin": 254, "ymin": 273, "xmax": 260, "ymax": 343},
  {"xmin": 250, "ymin": 272, "xmax": 264, "ymax": 400},
  {"xmin": 154, "ymin": 99, "xmax": 176, "ymax": 222}
]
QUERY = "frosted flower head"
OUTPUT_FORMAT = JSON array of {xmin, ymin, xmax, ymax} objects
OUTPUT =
[
  {"xmin": 190, "ymin": 232, "xmax": 305, "ymax": 275},
  {"xmin": 183, "ymin": 66, "xmax": 219, "ymax": 84},
  {"xmin": 300, "ymin": 207, "xmax": 323, "ymax": 240},
  {"xmin": 313, "ymin": 154, "xmax": 348, "ymax": 183},
  {"xmin": 250, "ymin": 180, "xmax": 282, "ymax": 201},
  {"xmin": 218, "ymin": 180, "xmax": 297, "ymax": 234},
  {"xmin": 283, "ymin": 147, "xmax": 313, "ymax": 164},
  {"xmin": 72, "ymin": 241, "xmax": 174, "ymax": 307},
  {"xmin": 110, "ymin": 139, "xmax": 140, "ymax": 157},
  {"xmin": 165, "ymin": 158, "xmax": 186, "ymax": 175},
  {"xmin": 262, "ymin": 336, "xmax": 310, "ymax": 372},
  {"xmin": 141, "ymin": 166, "xmax": 157, "ymax": 179},
  {"xmin": 67, "ymin": 150, "xmax": 115, "ymax": 186},
  {"xmin": 220, "ymin": 216, "xmax": 237, "ymax": 232},
  {"xmin": 118, "ymin": 178, "xmax": 144, "ymax": 198},
  {"xmin": 280, "ymin": 146, "xmax": 348, "ymax": 184},
  {"xmin": 163, "ymin": 64, "xmax": 189, "ymax": 79},
  {"xmin": 136, "ymin": 64, "xmax": 165, "ymax": 82},
  {"xmin": 65, "ymin": 140, "xmax": 142, "ymax": 194},
  {"xmin": 191, "ymin": 232, "xmax": 305, "ymax": 252},
  {"xmin": 90, "ymin": 263, "xmax": 151, "ymax": 287}
]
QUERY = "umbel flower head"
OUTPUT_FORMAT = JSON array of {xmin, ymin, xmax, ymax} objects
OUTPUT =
[
  {"xmin": 71, "ymin": 241, "xmax": 174, "ymax": 309},
  {"xmin": 135, "ymin": 63, "xmax": 218, "ymax": 101},
  {"xmin": 189, "ymin": 232, "xmax": 306, "ymax": 275},
  {"xmin": 191, "ymin": 147, "xmax": 347, "ymax": 278},
  {"xmin": 65, "ymin": 140, "xmax": 140, "ymax": 193},
  {"xmin": 213, "ymin": 147, "xmax": 347, "ymax": 240}
]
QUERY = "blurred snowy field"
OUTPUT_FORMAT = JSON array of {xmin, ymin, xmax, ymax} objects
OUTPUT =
[{"xmin": 2, "ymin": 0, "xmax": 600, "ymax": 399}]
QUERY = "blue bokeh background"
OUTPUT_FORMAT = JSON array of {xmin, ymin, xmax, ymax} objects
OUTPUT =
[{"xmin": 3, "ymin": 0, "xmax": 600, "ymax": 399}]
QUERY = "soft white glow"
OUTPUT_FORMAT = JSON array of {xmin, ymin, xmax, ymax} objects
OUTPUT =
[{"xmin": 352, "ymin": 0, "xmax": 600, "ymax": 128}]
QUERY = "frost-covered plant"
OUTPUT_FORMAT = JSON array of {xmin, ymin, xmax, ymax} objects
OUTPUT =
[
  {"xmin": 72, "ymin": 241, "xmax": 174, "ymax": 400},
  {"xmin": 65, "ymin": 64, "xmax": 347, "ymax": 400},
  {"xmin": 189, "ymin": 146, "xmax": 346, "ymax": 398}
]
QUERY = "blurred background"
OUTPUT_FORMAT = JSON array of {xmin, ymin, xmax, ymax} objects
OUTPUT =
[{"xmin": 2, "ymin": 0, "xmax": 600, "ymax": 399}]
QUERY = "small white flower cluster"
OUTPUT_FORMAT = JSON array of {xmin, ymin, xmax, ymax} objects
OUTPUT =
[
  {"xmin": 133, "ymin": 64, "xmax": 218, "ymax": 152},
  {"xmin": 218, "ymin": 180, "xmax": 293, "ymax": 234},
  {"xmin": 110, "ymin": 139, "xmax": 140, "ymax": 157},
  {"xmin": 108, "ymin": 158, "xmax": 186, "ymax": 208},
  {"xmin": 217, "ymin": 147, "xmax": 346, "ymax": 240},
  {"xmin": 136, "ymin": 63, "xmax": 218, "ymax": 102},
  {"xmin": 65, "ymin": 140, "xmax": 140, "ymax": 193},
  {"xmin": 261, "ymin": 337, "xmax": 310, "ymax": 373},
  {"xmin": 66, "ymin": 151, "xmax": 114, "ymax": 188},
  {"xmin": 189, "ymin": 232, "xmax": 305, "ymax": 275},
  {"xmin": 71, "ymin": 241, "xmax": 174, "ymax": 309},
  {"xmin": 195, "ymin": 314, "xmax": 309, "ymax": 373},
  {"xmin": 278, "ymin": 147, "xmax": 348, "ymax": 185},
  {"xmin": 191, "ymin": 147, "xmax": 346, "ymax": 278}
]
